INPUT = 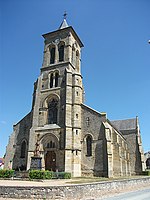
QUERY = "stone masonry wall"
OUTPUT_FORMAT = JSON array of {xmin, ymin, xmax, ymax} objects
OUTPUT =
[
  {"xmin": 122, "ymin": 130, "xmax": 142, "ymax": 175},
  {"xmin": 81, "ymin": 105, "xmax": 104, "ymax": 176},
  {"xmin": 0, "ymin": 177, "xmax": 150, "ymax": 199},
  {"xmin": 4, "ymin": 112, "xmax": 32, "ymax": 170}
]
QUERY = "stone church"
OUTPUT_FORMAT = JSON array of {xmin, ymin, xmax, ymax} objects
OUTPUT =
[{"xmin": 4, "ymin": 17, "xmax": 145, "ymax": 177}]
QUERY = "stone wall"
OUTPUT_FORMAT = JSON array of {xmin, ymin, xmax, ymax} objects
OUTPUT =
[
  {"xmin": 0, "ymin": 177, "xmax": 150, "ymax": 199},
  {"xmin": 81, "ymin": 104, "xmax": 104, "ymax": 176},
  {"xmin": 122, "ymin": 130, "xmax": 143, "ymax": 174},
  {"xmin": 4, "ymin": 112, "xmax": 32, "ymax": 170}
]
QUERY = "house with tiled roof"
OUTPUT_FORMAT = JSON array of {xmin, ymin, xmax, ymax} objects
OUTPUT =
[{"xmin": 0, "ymin": 158, "xmax": 4, "ymax": 169}]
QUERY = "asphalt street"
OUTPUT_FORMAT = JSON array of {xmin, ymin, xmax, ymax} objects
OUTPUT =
[{"xmin": 96, "ymin": 187, "xmax": 150, "ymax": 200}]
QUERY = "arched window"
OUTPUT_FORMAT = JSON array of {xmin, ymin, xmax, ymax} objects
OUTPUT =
[
  {"xmin": 55, "ymin": 72, "xmax": 59, "ymax": 87},
  {"xmin": 20, "ymin": 141, "xmax": 26, "ymax": 158},
  {"xmin": 86, "ymin": 136, "xmax": 92, "ymax": 156},
  {"xmin": 47, "ymin": 141, "xmax": 56, "ymax": 148},
  {"xmin": 76, "ymin": 50, "xmax": 79, "ymax": 70},
  {"xmin": 50, "ymin": 141, "xmax": 53, "ymax": 148},
  {"xmin": 50, "ymin": 47, "xmax": 55, "ymax": 64},
  {"xmin": 50, "ymin": 73, "xmax": 53, "ymax": 88},
  {"xmin": 72, "ymin": 45, "xmax": 75, "ymax": 65},
  {"xmin": 47, "ymin": 142, "xmax": 50, "ymax": 148},
  {"xmin": 47, "ymin": 99, "xmax": 58, "ymax": 124},
  {"xmin": 59, "ymin": 44, "xmax": 64, "ymax": 62}
]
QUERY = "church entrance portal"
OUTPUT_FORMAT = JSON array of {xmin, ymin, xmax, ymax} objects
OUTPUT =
[{"xmin": 45, "ymin": 151, "xmax": 56, "ymax": 171}]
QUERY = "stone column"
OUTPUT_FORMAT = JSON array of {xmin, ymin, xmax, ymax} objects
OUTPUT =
[
  {"xmin": 53, "ymin": 74, "xmax": 55, "ymax": 88},
  {"xmin": 55, "ymin": 45, "xmax": 59, "ymax": 63}
]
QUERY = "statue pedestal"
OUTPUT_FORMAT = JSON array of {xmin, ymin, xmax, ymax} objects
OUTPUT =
[{"xmin": 30, "ymin": 156, "xmax": 42, "ymax": 170}]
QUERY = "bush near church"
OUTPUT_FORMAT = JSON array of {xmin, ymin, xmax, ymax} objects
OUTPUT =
[
  {"xmin": 142, "ymin": 171, "xmax": 150, "ymax": 176},
  {"xmin": 29, "ymin": 170, "xmax": 53, "ymax": 179},
  {"xmin": 0, "ymin": 169, "xmax": 14, "ymax": 178},
  {"xmin": 29, "ymin": 170, "xmax": 71, "ymax": 179},
  {"xmin": 53, "ymin": 171, "xmax": 71, "ymax": 179}
]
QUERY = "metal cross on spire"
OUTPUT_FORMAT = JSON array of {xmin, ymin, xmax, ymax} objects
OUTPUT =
[{"xmin": 63, "ymin": 11, "xmax": 67, "ymax": 19}]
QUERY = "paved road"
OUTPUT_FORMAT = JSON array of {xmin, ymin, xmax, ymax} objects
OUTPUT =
[{"xmin": 96, "ymin": 188, "xmax": 150, "ymax": 200}]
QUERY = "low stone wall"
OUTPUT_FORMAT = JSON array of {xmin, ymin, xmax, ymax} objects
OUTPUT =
[{"xmin": 0, "ymin": 177, "xmax": 150, "ymax": 199}]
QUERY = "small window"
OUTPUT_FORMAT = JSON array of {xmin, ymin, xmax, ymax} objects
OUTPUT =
[
  {"xmin": 47, "ymin": 141, "xmax": 55, "ymax": 148},
  {"xmin": 76, "ymin": 130, "xmax": 78, "ymax": 135},
  {"xmin": 47, "ymin": 99, "xmax": 58, "ymax": 124},
  {"xmin": 86, "ymin": 117, "xmax": 90, "ymax": 126},
  {"xmin": 47, "ymin": 143, "xmax": 50, "ymax": 148},
  {"xmin": 76, "ymin": 114, "xmax": 78, "ymax": 119},
  {"xmin": 59, "ymin": 44, "xmax": 64, "ymax": 62},
  {"xmin": 52, "ymin": 142, "xmax": 55, "ymax": 148},
  {"xmin": 50, "ymin": 47, "xmax": 55, "ymax": 64},
  {"xmin": 76, "ymin": 50, "xmax": 79, "ymax": 70},
  {"xmin": 55, "ymin": 72, "xmax": 59, "ymax": 87},
  {"xmin": 20, "ymin": 141, "xmax": 26, "ymax": 158},
  {"xmin": 50, "ymin": 73, "xmax": 53, "ymax": 88},
  {"xmin": 72, "ymin": 45, "xmax": 75, "ymax": 65},
  {"xmin": 86, "ymin": 136, "xmax": 92, "ymax": 156},
  {"xmin": 50, "ymin": 141, "xmax": 53, "ymax": 148}
]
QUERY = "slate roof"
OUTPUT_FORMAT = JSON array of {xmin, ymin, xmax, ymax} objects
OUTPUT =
[
  {"xmin": 111, "ymin": 118, "xmax": 137, "ymax": 131},
  {"xmin": 59, "ymin": 19, "xmax": 69, "ymax": 29}
]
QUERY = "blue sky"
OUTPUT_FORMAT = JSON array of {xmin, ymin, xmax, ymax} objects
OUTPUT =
[{"xmin": 0, "ymin": 0, "xmax": 150, "ymax": 157}]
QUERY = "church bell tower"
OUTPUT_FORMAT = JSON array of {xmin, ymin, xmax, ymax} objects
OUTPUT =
[{"xmin": 27, "ymin": 14, "xmax": 84, "ymax": 177}]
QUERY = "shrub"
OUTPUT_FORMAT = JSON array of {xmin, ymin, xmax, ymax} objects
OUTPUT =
[
  {"xmin": 0, "ymin": 169, "xmax": 14, "ymax": 178},
  {"xmin": 142, "ymin": 171, "xmax": 150, "ymax": 176},
  {"xmin": 43, "ymin": 170, "xmax": 53, "ymax": 179},
  {"xmin": 29, "ymin": 170, "xmax": 53, "ymax": 179},
  {"xmin": 53, "ymin": 172, "xmax": 71, "ymax": 179},
  {"xmin": 29, "ymin": 170, "xmax": 71, "ymax": 179},
  {"xmin": 29, "ymin": 170, "xmax": 44, "ymax": 179},
  {"xmin": 63, "ymin": 172, "xmax": 71, "ymax": 179}
]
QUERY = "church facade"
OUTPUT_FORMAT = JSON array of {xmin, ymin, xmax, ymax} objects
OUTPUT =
[{"xmin": 4, "ymin": 18, "xmax": 145, "ymax": 177}]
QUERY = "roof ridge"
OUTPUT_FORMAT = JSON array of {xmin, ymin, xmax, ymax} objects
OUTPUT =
[
  {"xmin": 81, "ymin": 104, "xmax": 101, "ymax": 116},
  {"xmin": 111, "ymin": 118, "xmax": 136, "ymax": 122},
  {"xmin": 106, "ymin": 119, "xmax": 126, "ymax": 140}
]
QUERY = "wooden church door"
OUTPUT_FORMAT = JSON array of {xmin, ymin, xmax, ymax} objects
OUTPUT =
[{"xmin": 45, "ymin": 151, "xmax": 56, "ymax": 171}]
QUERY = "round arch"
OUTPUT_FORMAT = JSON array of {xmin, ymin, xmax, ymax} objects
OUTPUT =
[
  {"xmin": 40, "ymin": 133, "xmax": 59, "ymax": 171},
  {"xmin": 41, "ymin": 93, "xmax": 60, "ymax": 108},
  {"xmin": 83, "ymin": 133, "xmax": 94, "ymax": 142},
  {"xmin": 40, "ymin": 133, "xmax": 59, "ymax": 150}
]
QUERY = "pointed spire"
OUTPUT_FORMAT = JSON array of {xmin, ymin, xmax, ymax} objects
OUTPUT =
[{"xmin": 59, "ymin": 11, "xmax": 69, "ymax": 29}]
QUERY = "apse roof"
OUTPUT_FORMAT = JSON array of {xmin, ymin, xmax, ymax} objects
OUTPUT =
[{"xmin": 111, "ymin": 118, "xmax": 137, "ymax": 131}]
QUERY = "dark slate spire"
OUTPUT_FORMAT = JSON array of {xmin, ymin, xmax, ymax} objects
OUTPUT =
[{"xmin": 59, "ymin": 11, "xmax": 69, "ymax": 29}]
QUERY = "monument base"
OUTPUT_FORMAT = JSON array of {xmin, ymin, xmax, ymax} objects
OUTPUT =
[{"xmin": 30, "ymin": 156, "xmax": 42, "ymax": 170}]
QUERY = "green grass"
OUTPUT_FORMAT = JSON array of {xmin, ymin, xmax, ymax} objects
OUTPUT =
[
  {"xmin": 66, "ymin": 175, "xmax": 149, "ymax": 184},
  {"xmin": 66, "ymin": 177, "xmax": 109, "ymax": 184}
]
